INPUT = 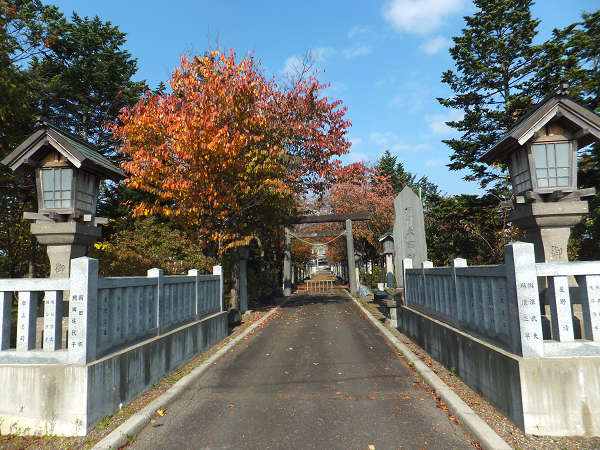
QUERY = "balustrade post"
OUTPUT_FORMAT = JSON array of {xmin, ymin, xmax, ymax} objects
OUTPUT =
[
  {"xmin": 402, "ymin": 258, "xmax": 412, "ymax": 305},
  {"xmin": 213, "ymin": 265, "xmax": 223, "ymax": 312},
  {"xmin": 69, "ymin": 257, "xmax": 98, "ymax": 363},
  {"xmin": 452, "ymin": 258, "xmax": 467, "ymax": 324},
  {"xmin": 504, "ymin": 242, "xmax": 543, "ymax": 357},
  {"xmin": 188, "ymin": 269, "xmax": 201, "ymax": 318},
  {"xmin": 422, "ymin": 261, "xmax": 433, "ymax": 311},
  {"xmin": 148, "ymin": 268, "xmax": 164, "ymax": 334}
]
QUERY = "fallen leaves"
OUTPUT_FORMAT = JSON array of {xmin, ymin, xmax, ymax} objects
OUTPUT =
[
  {"xmin": 156, "ymin": 408, "xmax": 165, "ymax": 417},
  {"xmin": 313, "ymin": 362, "xmax": 319, "ymax": 366}
]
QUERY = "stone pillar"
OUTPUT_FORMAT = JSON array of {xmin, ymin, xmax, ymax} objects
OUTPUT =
[
  {"xmin": 213, "ymin": 265, "xmax": 224, "ymax": 312},
  {"xmin": 148, "ymin": 268, "xmax": 164, "ymax": 333},
  {"xmin": 239, "ymin": 247, "xmax": 249, "ymax": 313},
  {"xmin": 68, "ymin": 257, "xmax": 99, "ymax": 363},
  {"xmin": 283, "ymin": 227, "xmax": 292, "ymax": 296},
  {"xmin": 504, "ymin": 242, "xmax": 543, "ymax": 357},
  {"xmin": 346, "ymin": 220, "xmax": 358, "ymax": 293}
]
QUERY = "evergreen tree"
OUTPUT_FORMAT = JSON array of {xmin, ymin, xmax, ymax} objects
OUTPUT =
[
  {"xmin": 29, "ymin": 13, "xmax": 146, "ymax": 158},
  {"xmin": 374, "ymin": 149, "xmax": 439, "ymax": 204},
  {"xmin": 438, "ymin": 0, "xmax": 542, "ymax": 189}
]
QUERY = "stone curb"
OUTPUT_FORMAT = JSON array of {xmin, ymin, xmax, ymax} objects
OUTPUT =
[
  {"xmin": 347, "ymin": 291, "xmax": 510, "ymax": 450},
  {"xmin": 93, "ymin": 299, "xmax": 288, "ymax": 450}
]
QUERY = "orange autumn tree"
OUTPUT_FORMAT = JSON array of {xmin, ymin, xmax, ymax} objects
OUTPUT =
[{"xmin": 113, "ymin": 49, "xmax": 351, "ymax": 307}]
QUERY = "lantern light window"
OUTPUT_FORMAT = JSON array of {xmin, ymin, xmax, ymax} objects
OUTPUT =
[
  {"xmin": 510, "ymin": 150, "xmax": 531, "ymax": 194},
  {"xmin": 533, "ymin": 142, "xmax": 570, "ymax": 188},
  {"xmin": 41, "ymin": 167, "xmax": 73, "ymax": 209}
]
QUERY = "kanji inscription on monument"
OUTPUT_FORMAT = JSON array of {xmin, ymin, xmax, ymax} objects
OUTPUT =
[{"xmin": 393, "ymin": 186, "xmax": 427, "ymax": 288}]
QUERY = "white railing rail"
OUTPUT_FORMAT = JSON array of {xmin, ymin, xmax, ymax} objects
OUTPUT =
[
  {"xmin": 0, "ymin": 257, "xmax": 223, "ymax": 364},
  {"xmin": 404, "ymin": 242, "xmax": 600, "ymax": 357}
]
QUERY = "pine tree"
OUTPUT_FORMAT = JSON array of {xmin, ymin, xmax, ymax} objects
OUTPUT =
[
  {"xmin": 438, "ymin": 0, "xmax": 542, "ymax": 189},
  {"xmin": 374, "ymin": 150, "xmax": 439, "ymax": 203},
  {"xmin": 29, "ymin": 13, "xmax": 146, "ymax": 158}
]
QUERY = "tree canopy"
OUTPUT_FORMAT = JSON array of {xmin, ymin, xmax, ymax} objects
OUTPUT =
[{"xmin": 114, "ymin": 49, "xmax": 351, "ymax": 247}]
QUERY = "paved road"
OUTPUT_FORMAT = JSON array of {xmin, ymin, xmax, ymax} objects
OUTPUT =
[{"xmin": 132, "ymin": 293, "xmax": 474, "ymax": 449}]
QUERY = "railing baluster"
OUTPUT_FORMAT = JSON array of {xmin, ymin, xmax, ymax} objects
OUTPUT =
[
  {"xmin": 577, "ymin": 275, "xmax": 600, "ymax": 341},
  {"xmin": 43, "ymin": 290, "xmax": 62, "ymax": 351},
  {"xmin": 548, "ymin": 275, "xmax": 574, "ymax": 342},
  {"xmin": 17, "ymin": 291, "xmax": 39, "ymax": 351}
]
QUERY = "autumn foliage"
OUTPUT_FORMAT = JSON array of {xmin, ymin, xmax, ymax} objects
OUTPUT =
[
  {"xmin": 324, "ymin": 162, "xmax": 395, "ymax": 263},
  {"xmin": 113, "ymin": 49, "xmax": 351, "ymax": 245}
]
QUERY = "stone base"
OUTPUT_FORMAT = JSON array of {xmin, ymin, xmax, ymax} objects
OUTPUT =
[
  {"xmin": 398, "ymin": 305, "xmax": 600, "ymax": 436},
  {"xmin": 509, "ymin": 201, "xmax": 588, "ymax": 263},
  {"xmin": 31, "ymin": 222, "xmax": 102, "ymax": 277},
  {"xmin": 0, "ymin": 311, "xmax": 227, "ymax": 436}
]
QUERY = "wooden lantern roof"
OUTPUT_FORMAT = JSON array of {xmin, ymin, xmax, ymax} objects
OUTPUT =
[
  {"xmin": 1, "ymin": 121, "xmax": 125, "ymax": 181},
  {"xmin": 480, "ymin": 89, "xmax": 600, "ymax": 164}
]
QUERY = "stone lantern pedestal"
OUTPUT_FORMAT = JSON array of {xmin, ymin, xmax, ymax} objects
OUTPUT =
[
  {"xmin": 31, "ymin": 221, "xmax": 101, "ymax": 278},
  {"xmin": 509, "ymin": 199, "xmax": 589, "ymax": 263}
]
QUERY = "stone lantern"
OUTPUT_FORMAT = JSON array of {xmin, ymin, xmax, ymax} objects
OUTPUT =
[
  {"xmin": 378, "ymin": 232, "xmax": 395, "ymax": 288},
  {"xmin": 481, "ymin": 86, "xmax": 600, "ymax": 262},
  {"xmin": 1, "ymin": 121, "xmax": 125, "ymax": 277}
]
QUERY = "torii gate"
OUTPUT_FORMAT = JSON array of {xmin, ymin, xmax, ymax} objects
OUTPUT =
[{"xmin": 283, "ymin": 211, "xmax": 370, "ymax": 296}]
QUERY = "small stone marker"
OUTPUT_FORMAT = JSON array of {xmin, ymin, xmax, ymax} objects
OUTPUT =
[{"xmin": 393, "ymin": 186, "xmax": 427, "ymax": 288}]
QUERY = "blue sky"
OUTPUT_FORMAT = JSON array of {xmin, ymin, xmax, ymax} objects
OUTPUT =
[{"xmin": 50, "ymin": 0, "xmax": 598, "ymax": 195}]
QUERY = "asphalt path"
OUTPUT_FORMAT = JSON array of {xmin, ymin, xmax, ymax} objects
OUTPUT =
[{"xmin": 131, "ymin": 293, "xmax": 474, "ymax": 449}]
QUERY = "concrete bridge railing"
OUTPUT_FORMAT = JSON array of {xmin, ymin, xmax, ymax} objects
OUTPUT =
[
  {"xmin": 0, "ymin": 257, "xmax": 224, "ymax": 365},
  {"xmin": 400, "ymin": 241, "xmax": 600, "ymax": 436},
  {"xmin": 403, "ymin": 242, "xmax": 600, "ymax": 358},
  {"xmin": 0, "ymin": 256, "xmax": 227, "ymax": 436}
]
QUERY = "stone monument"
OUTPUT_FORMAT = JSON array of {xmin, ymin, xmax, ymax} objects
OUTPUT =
[{"xmin": 393, "ymin": 186, "xmax": 427, "ymax": 288}]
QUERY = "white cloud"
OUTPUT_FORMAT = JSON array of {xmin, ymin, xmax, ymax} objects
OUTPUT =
[
  {"xmin": 347, "ymin": 26, "xmax": 372, "ymax": 39},
  {"xmin": 387, "ymin": 80, "xmax": 430, "ymax": 112},
  {"xmin": 282, "ymin": 47, "xmax": 335, "ymax": 75},
  {"xmin": 426, "ymin": 110, "xmax": 463, "ymax": 135},
  {"xmin": 370, "ymin": 131, "xmax": 430, "ymax": 152},
  {"xmin": 310, "ymin": 46, "xmax": 335, "ymax": 62},
  {"xmin": 343, "ymin": 44, "xmax": 373, "ymax": 59},
  {"xmin": 350, "ymin": 137, "xmax": 363, "ymax": 147},
  {"xmin": 383, "ymin": 0, "xmax": 464, "ymax": 35},
  {"xmin": 419, "ymin": 35, "xmax": 451, "ymax": 55},
  {"xmin": 282, "ymin": 55, "xmax": 302, "ymax": 75},
  {"xmin": 425, "ymin": 159, "xmax": 447, "ymax": 167},
  {"xmin": 348, "ymin": 151, "xmax": 369, "ymax": 163}
]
